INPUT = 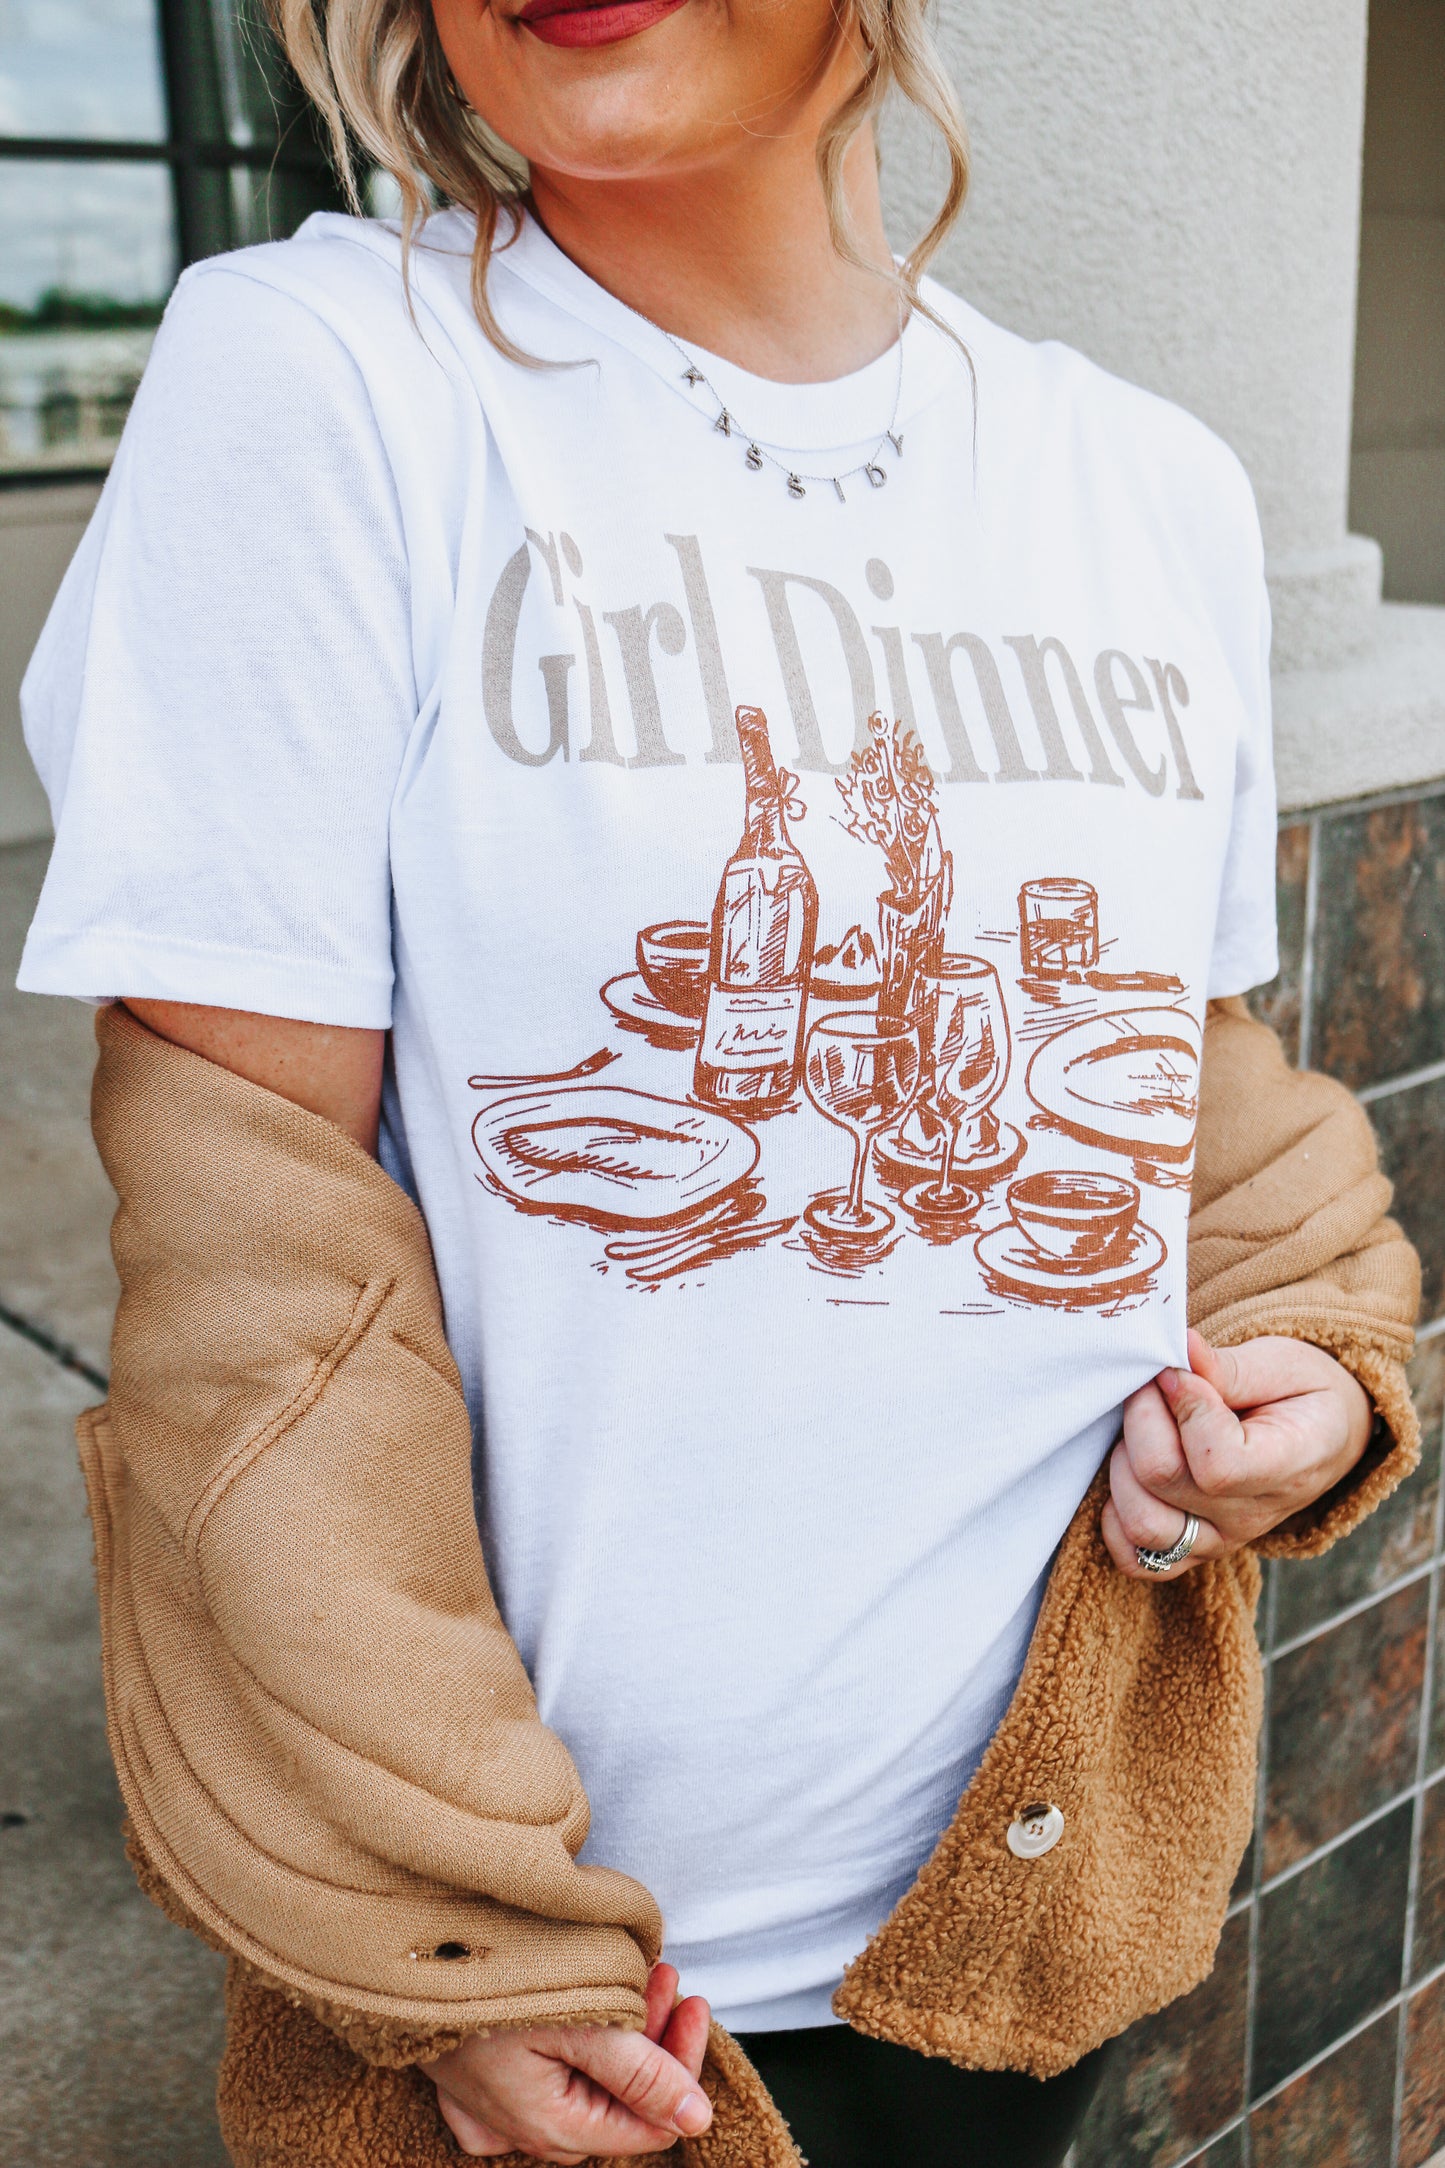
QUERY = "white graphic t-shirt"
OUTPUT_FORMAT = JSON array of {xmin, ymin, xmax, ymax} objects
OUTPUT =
[{"xmin": 19, "ymin": 210, "xmax": 1278, "ymax": 2031}]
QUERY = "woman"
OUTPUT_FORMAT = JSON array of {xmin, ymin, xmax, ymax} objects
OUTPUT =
[{"xmin": 18, "ymin": 1, "xmax": 1420, "ymax": 2164}]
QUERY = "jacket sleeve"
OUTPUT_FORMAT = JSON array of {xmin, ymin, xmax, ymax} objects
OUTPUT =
[
  {"xmin": 1189, "ymin": 997, "xmax": 1422, "ymax": 1560},
  {"xmin": 80, "ymin": 1003, "xmax": 662, "ymax": 2064}
]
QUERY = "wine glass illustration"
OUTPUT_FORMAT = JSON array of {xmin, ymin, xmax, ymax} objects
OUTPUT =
[
  {"xmin": 909, "ymin": 956, "xmax": 1012, "ymax": 1222},
  {"xmin": 803, "ymin": 1012, "xmax": 923, "ymax": 1246}
]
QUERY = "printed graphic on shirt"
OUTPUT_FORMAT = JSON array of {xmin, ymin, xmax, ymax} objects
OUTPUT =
[{"xmin": 468, "ymin": 707, "xmax": 1194, "ymax": 1309}]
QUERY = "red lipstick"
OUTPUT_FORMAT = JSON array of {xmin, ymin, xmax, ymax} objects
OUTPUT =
[{"xmin": 517, "ymin": 0, "xmax": 687, "ymax": 47}]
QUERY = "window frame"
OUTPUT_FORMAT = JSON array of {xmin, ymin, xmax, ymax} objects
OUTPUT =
[{"xmin": 0, "ymin": 0, "xmax": 337, "ymax": 487}]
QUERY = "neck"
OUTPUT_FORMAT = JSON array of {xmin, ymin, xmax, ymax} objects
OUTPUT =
[{"xmin": 526, "ymin": 94, "xmax": 898, "ymax": 384}]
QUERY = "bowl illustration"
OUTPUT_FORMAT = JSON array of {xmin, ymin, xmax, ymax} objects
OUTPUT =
[
  {"xmin": 636, "ymin": 920, "xmax": 711, "ymax": 1019},
  {"xmin": 1005, "ymin": 1170, "xmax": 1141, "ymax": 1267}
]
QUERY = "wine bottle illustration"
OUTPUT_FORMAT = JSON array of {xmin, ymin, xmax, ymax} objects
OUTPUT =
[{"xmin": 693, "ymin": 705, "xmax": 819, "ymax": 1116}]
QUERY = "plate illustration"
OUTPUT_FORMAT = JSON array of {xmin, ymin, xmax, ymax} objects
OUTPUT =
[
  {"xmin": 601, "ymin": 972, "xmax": 702, "ymax": 1048},
  {"xmin": 473, "ymin": 1085, "xmax": 759, "ymax": 1229},
  {"xmin": 1025, "ymin": 1007, "xmax": 1200, "ymax": 1162},
  {"xmin": 875, "ymin": 1116, "xmax": 1026, "ymax": 1190},
  {"xmin": 975, "ymin": 1219, "xmax": 1165, "ymax": 1308}
]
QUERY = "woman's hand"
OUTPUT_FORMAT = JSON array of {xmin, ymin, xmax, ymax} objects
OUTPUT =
[
  {"xmin": 1102, "ymin": 1329, "xmax": 1375, "ymax": 1579},
  {"xmin": 422, "ymin": 1963, "xmax": 713, "ymax": 2162}
]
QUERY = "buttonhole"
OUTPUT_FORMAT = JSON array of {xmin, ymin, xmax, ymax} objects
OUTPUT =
[{"xmin": 410, "ymin": 1940, "xmax": 474, "ymax": 1962}]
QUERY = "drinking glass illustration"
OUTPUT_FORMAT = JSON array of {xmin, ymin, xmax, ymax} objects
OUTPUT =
[
  {"xmin": 919, "ymin": 955, "xmax": 1011, "ymax": 1205},
  {"xmin": 803, "ymin": 1014, "xmax": 922, "ymax": 1240},
  {"xmin": 1019, "ymin": 878, "xmax": 1100, "ymax": 977}
]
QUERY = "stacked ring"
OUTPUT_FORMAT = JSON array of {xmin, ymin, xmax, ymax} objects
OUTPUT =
[{"xmin": 1136, "ymin": 1513, "xmax": 1202, "ymax": 1575}]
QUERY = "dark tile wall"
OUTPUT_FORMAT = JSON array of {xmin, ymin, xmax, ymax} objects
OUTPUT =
[
  {"xmin": 1404, "ymin": 1977, "xmax": 1445, "ymax": 2168},
  {"xmin": 1250, "ymin": 2012, "xmax": 1397, "ymax": 2168},
  {"xmin": 1073, "ymin": 781, "xmax": 1445, "ymax": 2168},
  {"xmin": 1254, "ymin": 1805, "xmax": 1413, "ymax": 2093},
  {"xmin": 1311, "ymin": 796, "xmax": 1445, "ymax": 1093},
  {"xmin": 1374, "ymin": 1078, "xmax": 1445, "ymax": 1325}
]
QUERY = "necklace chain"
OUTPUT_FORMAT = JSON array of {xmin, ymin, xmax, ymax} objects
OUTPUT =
[{"xmin": 653, "ymin": 321, "xmax": 907, "ymax": 504}]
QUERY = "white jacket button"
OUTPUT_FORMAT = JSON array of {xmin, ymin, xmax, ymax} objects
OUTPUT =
[{"xmin": 1007, "ymin": 1804, "xmax": 1065, "ymax": 1859}]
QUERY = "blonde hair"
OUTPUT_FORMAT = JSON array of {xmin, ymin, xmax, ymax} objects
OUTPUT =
[{"xmin": 267, "ymin": 0, "xmax": 970, "ymax": 360}]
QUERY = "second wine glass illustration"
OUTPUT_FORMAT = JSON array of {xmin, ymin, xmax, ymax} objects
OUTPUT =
[
  {"xmin": 912, "ymin": 955, "xmax": 1012, "ymax": 1217},
  {"xmin": 803, "ymin": 1012, "xmax": 923, "ymax": 1246}
]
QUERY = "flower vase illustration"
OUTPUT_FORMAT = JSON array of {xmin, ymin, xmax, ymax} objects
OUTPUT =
[
  {"xmin": 801, "ymin": 1011, "xmax": 922, "ymax": 1269},
  {"xmin": 693, "ymin": 705, "xmax": 819, "ymax": 1117},
  {"xmin": 836, "ymin": 712, "xmax": 954, "ymax": 1031}
]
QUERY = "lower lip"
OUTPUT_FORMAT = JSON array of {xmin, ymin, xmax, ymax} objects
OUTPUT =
[{"xmin": 520, "ymin": 0, "xmax": 686, "ymax": 46}]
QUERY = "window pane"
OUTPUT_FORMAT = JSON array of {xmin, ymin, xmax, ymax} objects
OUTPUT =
[
  {"xmin": 0, "ymin": 0, "xmax": 167, "ymax": 143},
  {"xmin": 168, "ymin": 0, "xmax": 325, "ymax": 153},
  {"xmin": 0, "ymin": 159, "xmax": 174, "ymax": 476},
  {"xmin": 207, "ymin": 0, "xmax": 290, "ymax": 148},
  {"xmin": 222, "ymin": 159, "xmax": 342, "ymax": 248}
]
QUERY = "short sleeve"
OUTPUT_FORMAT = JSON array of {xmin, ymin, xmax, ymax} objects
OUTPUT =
[
  {"xmin": 18, "ymin": 261, "xmax": 416, "ymax": 1028},
  {"xmin": 1203, "ymin": 458, "xmax": 1279, "ymax": 1001}
]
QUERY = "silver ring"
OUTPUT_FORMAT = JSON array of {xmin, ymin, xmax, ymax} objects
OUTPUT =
[{"xmin": 1136, "ymin": 1513, "xmax": 1201, "ymax": 1575}]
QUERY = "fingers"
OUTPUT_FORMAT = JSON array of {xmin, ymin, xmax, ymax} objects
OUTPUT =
[
  {"xmin": 1104, "ymin": 1441, "xmax": 1225, "ymax": 1579},
  {"xmin": 643, "ymin": 1963, "xmax": 679, "ymax": 2044},
  {"xmin": 1154, "ymin": 1365, "xmax": 1251, "ymax": 1502},
  {"xmin": 1186, "ymin": 1329, "xmax": 1348, "ymax": 1413},
  {"xmin": 1189, "ymin": 1330, "xmax": 1376, "ymax": 1465},
  {"xmin": 432, "ymin": 2084, "xmax": 515, "ymax": 2158},
  {"xmin": 565, "ymin": 2026, "xmax": 713, "ymax": 2142},
  {"xmin": 644, "ymin": 1963, "xmax": 709, "ymax": 2085},
  {"xmin": 1120, "ymin": 1379, "xmax": 1191, "ymax": 1497},
  {"xmin": 423, "ymin": 2017, "xmax": 707, "ymax": 2162},
  {"xmin": 660, "ymin": 1995, "xmax": 712, "ymax": 2083},
  {"xmin": 1122, "ymin": 1369, "xmax": 1272, "ymax": 1539},
  {"xmin": 1111, "ymin": 1337, "xmax": 1383, "ymax": 1575},
  {"xmin": 1120, "ymin": 1374, "xmax": 1253, "ymax": 1516}
]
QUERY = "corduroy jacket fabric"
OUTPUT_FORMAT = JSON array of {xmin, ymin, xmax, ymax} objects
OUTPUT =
[{"xmin": 80, "ymin": 998, "xmax": 1421, "ymax": 2167}]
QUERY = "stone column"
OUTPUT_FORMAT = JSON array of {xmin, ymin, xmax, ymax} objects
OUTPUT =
[{"xmin": 883, "ymin": 0, "xmax": 1379, "ymax": 671}]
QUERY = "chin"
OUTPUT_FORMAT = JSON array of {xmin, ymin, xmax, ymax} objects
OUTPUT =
[
  {"xmin": 434, "ymin": 0, "xmax": 765, "ymax": 181},
  {"xmin": 520, "ymin": 85, "xmax": 710, "ymax": 183}
]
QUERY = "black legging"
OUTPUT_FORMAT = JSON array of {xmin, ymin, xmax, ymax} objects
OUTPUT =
[{"xmin": 735, "ymin": 2024, "xmax": 1107, "ymax": 2168}]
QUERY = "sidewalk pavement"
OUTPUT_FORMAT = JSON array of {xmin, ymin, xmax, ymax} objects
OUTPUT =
[{"xmin": 0, "ymin": 840, "xmax": 228, "ymax": 2167}]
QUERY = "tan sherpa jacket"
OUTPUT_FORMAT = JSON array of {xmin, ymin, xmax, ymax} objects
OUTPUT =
[{"xmin": 79, "ymin": 998, "xmax": 1420, "ymax": 2168}]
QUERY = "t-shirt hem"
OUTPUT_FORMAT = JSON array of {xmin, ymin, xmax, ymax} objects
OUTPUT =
[
  {"xmin": 718, "ymin": 1990, "xmax": 846, "ymax": 2035},
  {"xmin": 17, "ymin": 927, "xmax": 394, "ymax": 1031}
]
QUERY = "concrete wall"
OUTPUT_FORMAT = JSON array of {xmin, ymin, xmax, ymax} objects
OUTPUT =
[
  {"xmin": 887, "ymin": 0, "xmax": 1380, "ymax": 671},
  {"xmin": 0, "ymin": 484, "xmax": 99, "ymax": 846},
  {"xmin": 880, "ymin": 0, "xmax": 1445, "ymax": 812},
  {"xmin": 1350, "ymin": 0, "xmax": 1445, "ymax": 605}
]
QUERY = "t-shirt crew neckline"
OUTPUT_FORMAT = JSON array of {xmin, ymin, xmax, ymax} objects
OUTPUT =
[{"xmin": 490, "ymin": 206, "xmax": 964, "ymax": 457}]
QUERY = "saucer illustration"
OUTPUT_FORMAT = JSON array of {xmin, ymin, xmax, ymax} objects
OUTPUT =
[
  {"xmin": 974, "ymin": 1218, "xmax": 1165, "ymax": 1308},
  {"xmin": 473, "ymin": 1085, "xmax": 758, "ymax": 1228},
  {"xmin": 601, "ymin": 972, "xmax": 702, "ymax": 1049}
]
